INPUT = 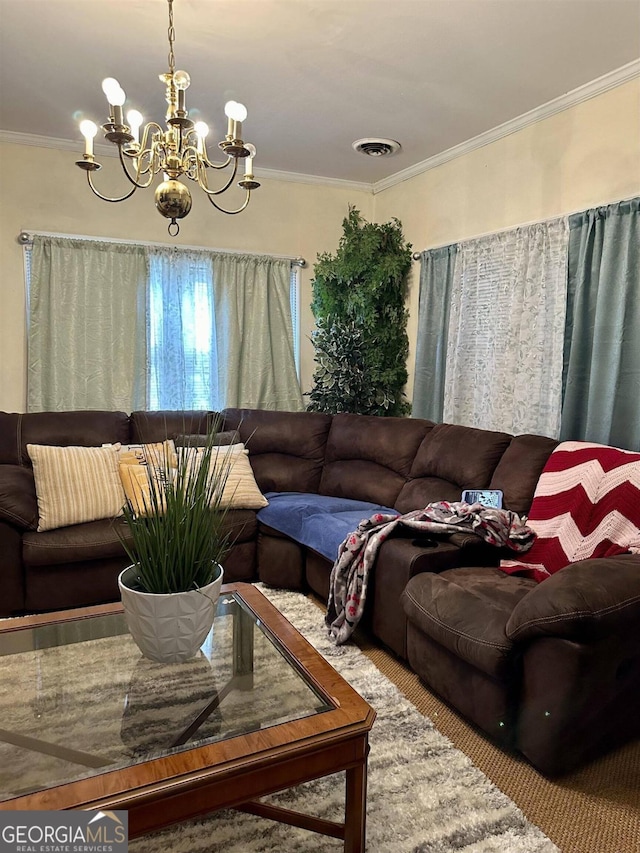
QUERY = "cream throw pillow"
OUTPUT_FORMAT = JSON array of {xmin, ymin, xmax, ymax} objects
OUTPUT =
[
  {"xmin": 27, "ymin": 444, "xmax": 125, "ymax": 532},
  {"xmin": 181, "ymin": 443, "xmax": 268, "ymax": 510}
]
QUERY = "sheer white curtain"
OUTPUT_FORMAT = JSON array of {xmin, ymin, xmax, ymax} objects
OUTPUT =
[
  {"xmin": 148, "ymin": 250, "xmax": 219, "ymax": 410},
  {"xmin": 443, "ymin": 219, "xmax": 569, "ymax": 437}
]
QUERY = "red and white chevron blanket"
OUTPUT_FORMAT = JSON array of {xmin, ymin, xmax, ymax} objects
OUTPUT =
[{"xmin": 500, "ymin": 441, "xmax": 640, "ymax": 583}]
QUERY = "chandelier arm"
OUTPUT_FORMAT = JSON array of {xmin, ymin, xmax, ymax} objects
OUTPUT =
[
  {"xmin": 117, "ymin": 146, "xmax": 156, "ymax": 189},
  {"xmin": 197, "ymin": 158, "xmax": 240, "ymax": 197},
  {"xmin": 135, "ymin": 122, "xmax": 166, "ymax": 155},
  {"xmin": 86, "ymin": 170, "xmax": 138, "ymax": 203},
  {"xmin": 205, "ymin": 190, "xmax": 252, "ymax": 215},
  {"xmin": 201, "ymin": 154, "xmax": 234, "ymax": 170},
  {"xmin": 199, "ymin": 139, "xmax": 233, "ymax": 170},
  {"xmin": 121, "ymin": 122, "xmax": 166, "ymax": 180}
]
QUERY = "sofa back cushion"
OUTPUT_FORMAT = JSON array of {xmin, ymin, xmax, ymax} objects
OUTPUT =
[
  {"xmin": 395, "ymin": 423, "xmax": 512, "ymax": 513},
  {"xmin": 222, "ymin": 408, "xmax": 333, "ymax": 493},
  {"xmin": 129, "ymin": 410, "xmax": 212, "ymax": 443},
  {"xmin": 319, "ymin": 414, "xmax": 433, "ymax": 507},
  {"xmin": 489, "ymin": 433, "xmax": 558, "ymax": 515},
  {"xmin": 0, "ymin": 411, "xmax": 130, "ymax": 466}
]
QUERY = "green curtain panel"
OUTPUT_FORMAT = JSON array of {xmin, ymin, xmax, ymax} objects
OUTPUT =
[
  {"xmin": 212, "ymin": 253, "xmax": 304, "ymax": 411},
  {"xmin": 561, "ymin": 198, "xmax": 640, "ymax": 450},
  {"xmin": 28, "ymin": 237, "xmax": 148, "ymax": 412},
  {"xmin": 411, "ymin": 244, "xmax": 457, "ymax": 422}
]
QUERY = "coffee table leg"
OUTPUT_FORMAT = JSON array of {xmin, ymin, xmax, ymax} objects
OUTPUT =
[
  {"xmin": 233, "ymin": 602, "xmax": 254, "ymax": 690},
  {"xmin": 344, "ymin": 757, "xmax": 368, "ymax": 853}
]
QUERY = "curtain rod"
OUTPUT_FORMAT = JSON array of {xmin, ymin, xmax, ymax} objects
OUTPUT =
[
  {"xmin": 411, "ymin": 211, "xmax": 564, "ymax": 259},
  {"xmin": 17, "ymin": 230, "xmax": 306, "ymax": 267},
  {"xmin": 411, "ymin": 194, "xmax": 637, "ymax": 260}
]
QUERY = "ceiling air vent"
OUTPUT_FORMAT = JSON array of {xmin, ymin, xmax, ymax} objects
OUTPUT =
[{"xmin": 352, "ymin": 138, "xmax": 401, "ymax": 157}]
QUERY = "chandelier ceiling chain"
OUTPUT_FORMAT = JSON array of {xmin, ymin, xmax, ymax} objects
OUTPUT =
[
  {"xmin": 75, "ymin": 0, "xmax": 260, "ymax": 236},
  {"xmin": 167, "ymin": 0, "xmax": 176, "ymax": 76}
]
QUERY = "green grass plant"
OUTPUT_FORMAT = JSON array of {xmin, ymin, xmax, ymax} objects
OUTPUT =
[{"xmin": 120, "ymin": 420, "xmax": 233, "ymax": 594}]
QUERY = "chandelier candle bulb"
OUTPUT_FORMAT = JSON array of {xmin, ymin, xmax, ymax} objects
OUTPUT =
[
  {"xmin": 126, "ymin": 110, "xmax": 143, "ymax": 145},
  {"xmin": 101, "ymin": 77, "xmax": 121, "ymax": 103},
  {"xmin": 244, "ymin": 143, "xmax": 256, "ymax": 176},
  {"xmin": 195, "ymin": 121, "xmax": 209, "ymax": 154},
  {"xmin": 80, "ymin": 120, "xmax": 98, "ymax": 157},
  {"xmin": 224, "ymin": 101, "xmax": 248, "ymax": 140}
]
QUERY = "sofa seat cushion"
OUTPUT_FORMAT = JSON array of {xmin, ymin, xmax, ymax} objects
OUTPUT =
[
  {"xmin": 257, "ymin": 492, "xmax": 398, "ymax": 561},
  {"xmin": 23, "ymin": 518, "xmax": 133, "ymax": 566},
  {"xmin": 402, "ymin": 567, "xmax": 536, "ymax": 679},
  {"xmin": 22, "ymin": 509, "xmax": 256, "ymax": 567},
  {"xmin": 223, "ymin": 508, "xmax": 258, "ymax": 544}
]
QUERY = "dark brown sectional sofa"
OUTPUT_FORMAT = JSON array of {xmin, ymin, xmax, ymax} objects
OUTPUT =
[{"xmin": 1, "ymin": 406, "xmax": 639, "ymax": 776}]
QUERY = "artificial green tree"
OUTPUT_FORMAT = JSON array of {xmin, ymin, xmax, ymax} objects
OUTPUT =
[{"xmin": 307, "ymin": 207, "xmax": 412, "ymax": 416}]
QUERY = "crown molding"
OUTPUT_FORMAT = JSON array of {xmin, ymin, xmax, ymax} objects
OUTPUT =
[
  {"xmin": 2, "ymin": 59, "xmax": 637, "ymax": 197},
  {"xmin": 0, "ymin": 130, "xmax": 83, "ymax": 152},
  {"xmin": 251, "ymin": 167, "xmax": 371, "ymax": 193},
  {"xmin": 373, "ymin": 59, "xmax": 640, "ymax": 194}
]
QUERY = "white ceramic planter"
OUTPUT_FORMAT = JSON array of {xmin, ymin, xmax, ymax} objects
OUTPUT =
[{"xmin": 118, "ymin": 563, "xmax": 224, "ymax": 663}]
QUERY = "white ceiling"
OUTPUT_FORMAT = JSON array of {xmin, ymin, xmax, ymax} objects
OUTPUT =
[{"xmin": 1, "ymin": 0, "xmax": 639, "ymax": 185}]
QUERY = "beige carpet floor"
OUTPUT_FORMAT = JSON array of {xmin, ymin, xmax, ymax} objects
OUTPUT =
[{"xmin": 354, "ymin": 630, "xmax": 640, "ymax": 853}]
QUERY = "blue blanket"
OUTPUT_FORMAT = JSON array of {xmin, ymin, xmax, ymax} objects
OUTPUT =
[{"xmin": 257, "ymin": 492, "xmax": 399, "ymax": 562}]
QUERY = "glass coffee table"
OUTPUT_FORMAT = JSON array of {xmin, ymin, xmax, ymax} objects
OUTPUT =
[{"xmin": 0, "ymin": 583, "xmax": 375, "ymax": 852}]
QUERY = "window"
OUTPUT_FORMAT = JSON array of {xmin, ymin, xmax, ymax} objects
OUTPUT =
[
  {"xmin": 25, "ymin": 235, "xmax": 304, "ymax": 413},
  {"xmin": 148, "ymin": 252, "xmax": 219, "ymax": 410}
]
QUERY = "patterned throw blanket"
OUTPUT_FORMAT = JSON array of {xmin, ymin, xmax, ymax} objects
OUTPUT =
[
  {"xmin": 326, "ymin": 501, "xmax": 535, "ymax": 644},
  {"xmin": 500, "ymin": 441, "xmax": 640, "ymax": 583}
]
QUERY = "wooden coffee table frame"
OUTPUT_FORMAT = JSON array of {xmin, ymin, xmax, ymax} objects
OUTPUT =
[{"xmin": 0, "ymin": 583, "xmax": 376, "ymax": 852}]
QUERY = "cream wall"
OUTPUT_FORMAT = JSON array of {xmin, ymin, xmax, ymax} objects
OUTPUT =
[
  {"xmin": 0, "ymin": 141, "xmax": 373, "ymax": 411},
  {"xmin": 373, "ymin": 78, "xmax": 640, "ymax": 403}
]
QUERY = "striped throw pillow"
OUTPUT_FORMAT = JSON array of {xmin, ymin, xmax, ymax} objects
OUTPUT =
[
  {"xmin": 27, "ymin": 444, "xmax": 125, "ymax": 532},
  {"xmin": 180, "ymin": 443, "xmax": 268, "ymax": 509}
]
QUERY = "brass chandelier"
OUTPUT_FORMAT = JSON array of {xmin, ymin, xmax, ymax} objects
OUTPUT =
[{"xmin": 76, "ymin": 0, "xmax": 259, "ymax": 236}]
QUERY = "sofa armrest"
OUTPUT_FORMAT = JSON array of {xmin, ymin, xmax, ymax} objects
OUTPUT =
[
  {"xmin": 0, "ymin": 465, "xmax": 38, "ymax": 530},
  {"xmin": 505, "ymin": 555, "xmax": 640, "ymax": 642}
]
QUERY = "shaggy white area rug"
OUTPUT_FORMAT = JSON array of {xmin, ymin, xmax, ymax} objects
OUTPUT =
[{"xmin": 130, "ymin": 585, "xmax": 558, "ymax": 853}]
